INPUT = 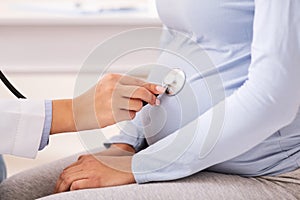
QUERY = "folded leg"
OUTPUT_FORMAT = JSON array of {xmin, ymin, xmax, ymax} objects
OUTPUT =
[
  {"xmin": 0, "ymin": 154, "xmax": 78, "ymax": 200},
  {"xmin": 39, "ymin": 169, "xmax": 300, "ymax": 200}
]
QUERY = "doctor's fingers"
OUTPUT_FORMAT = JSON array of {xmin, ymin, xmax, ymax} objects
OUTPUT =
[
  {"xmin": 142, "ymin": 83, "xmax": 166, "ymax": 95},
  {"xmin": 117, "ymin": 98, "xmax": 144, "ymax": 112},
  {"xmin": 113, "ymin": 110, "xmax": 136, "ymax": 122},
  {"xmin": 117, "ymin": 85, "xmax": 157, "ymax": 105},
  {"xmin": 118, "ymin": 75, "xmax": 165, "ymax": 95},
  {"xmin": 118, "ymin": 75, "xmax": 145, "ymax": 86}
]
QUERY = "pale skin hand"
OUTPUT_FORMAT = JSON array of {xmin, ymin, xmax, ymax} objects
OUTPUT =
[
  {"xmin": 54, "ymin": 144, "xmax": 136, "ymax": 193},
  {"xmin": 50, "ymin": 74, "xmax": 165, "ymax": 134}
]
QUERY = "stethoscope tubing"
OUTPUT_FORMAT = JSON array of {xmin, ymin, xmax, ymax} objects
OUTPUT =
[{"xmin": 0, "ymin": 70, "xmax": 27, "ymax": 99}]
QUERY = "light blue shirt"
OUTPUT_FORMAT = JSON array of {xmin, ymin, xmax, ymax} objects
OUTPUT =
[
  {"xmin": 39, "ymin": 100, "xmax": 52, "ymax": 151},
  {"xmin": 106, "ymin": 0, "xmax": 300, "ymax": 183}
]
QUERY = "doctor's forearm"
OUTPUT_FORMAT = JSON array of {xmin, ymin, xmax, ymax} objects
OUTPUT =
[{"xmin": 50, "ymin": 99, "xmax": 76, "ymax": 134}]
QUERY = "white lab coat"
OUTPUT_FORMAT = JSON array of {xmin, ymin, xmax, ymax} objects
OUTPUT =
[{"xmin": 0, "ymin": 99, "xmax": 45, "ymax": 158}]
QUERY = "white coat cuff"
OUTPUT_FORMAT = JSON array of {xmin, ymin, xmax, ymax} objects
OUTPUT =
[{"xmin": 12, "ymin": 100, "xmax": 45, "ymax": 158}]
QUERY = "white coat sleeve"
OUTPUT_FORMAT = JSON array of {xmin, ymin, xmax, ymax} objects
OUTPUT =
[
  {"xmin": 132, "ymin": 0, "xmax": 300, "ymax": 183},
  {"xmin": 0, "ymin": 99, "xmax": 45, "ymax": 158}
]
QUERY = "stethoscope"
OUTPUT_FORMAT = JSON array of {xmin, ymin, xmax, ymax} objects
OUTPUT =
[
  {"xmin": 161, "ymin": 68, "xmax": 205, "ymax": 96},
  {"xmin": 0, "ymin": 68, "xmax": 188, "ymax": 100},
  {"xmin": 0, "ymin": 70, "xmax": 26, "ymax": 99},
  {"xmin": 141, "ymin": 68, "xmax": 187, "ymax": 106},
  {"xmin": 162, "ymin": 68, "xmax": 186, "ymax": 96}
]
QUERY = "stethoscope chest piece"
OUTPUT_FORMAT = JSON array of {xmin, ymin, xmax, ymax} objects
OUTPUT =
[{"xmin": 163, "ymin": 68, "xmax": 186, "ymax": 96}]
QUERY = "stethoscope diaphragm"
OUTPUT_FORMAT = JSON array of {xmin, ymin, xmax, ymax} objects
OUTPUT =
[
  {"xmin": 163, "ymin": 68, "xmax": 186, "ymax": 96},
  {"xmin": 142, "ymin": 68, "xmax": 187, "ymax": 106}
]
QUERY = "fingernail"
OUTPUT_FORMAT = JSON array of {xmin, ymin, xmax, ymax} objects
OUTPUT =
[
  {"xmin": 156, "ymin": 99, "xmax": 160, "ymax": 106},
  {"xmin": 156, "ymin": 86, "xmax": 165, "ymax": 93}
]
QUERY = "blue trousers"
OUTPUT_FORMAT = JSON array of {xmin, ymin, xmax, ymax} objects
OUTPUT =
[{"xmin": 0, "ymin": 155, "xmax": 6, "ymax": 182}]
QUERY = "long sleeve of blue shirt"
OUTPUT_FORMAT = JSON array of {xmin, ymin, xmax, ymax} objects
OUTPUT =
[
  {"xmin": 38, "ymin": 100, "xmax": 52, "ymax": 150},
  {"xmin": 107, "ymin": 0, "xmax": 300, "ymax": 184}
]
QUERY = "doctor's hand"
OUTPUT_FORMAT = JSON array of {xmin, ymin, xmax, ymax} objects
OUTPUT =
[{"xmin": 51, "ymin": 74, "xmax": 165, "ymax": 133}]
